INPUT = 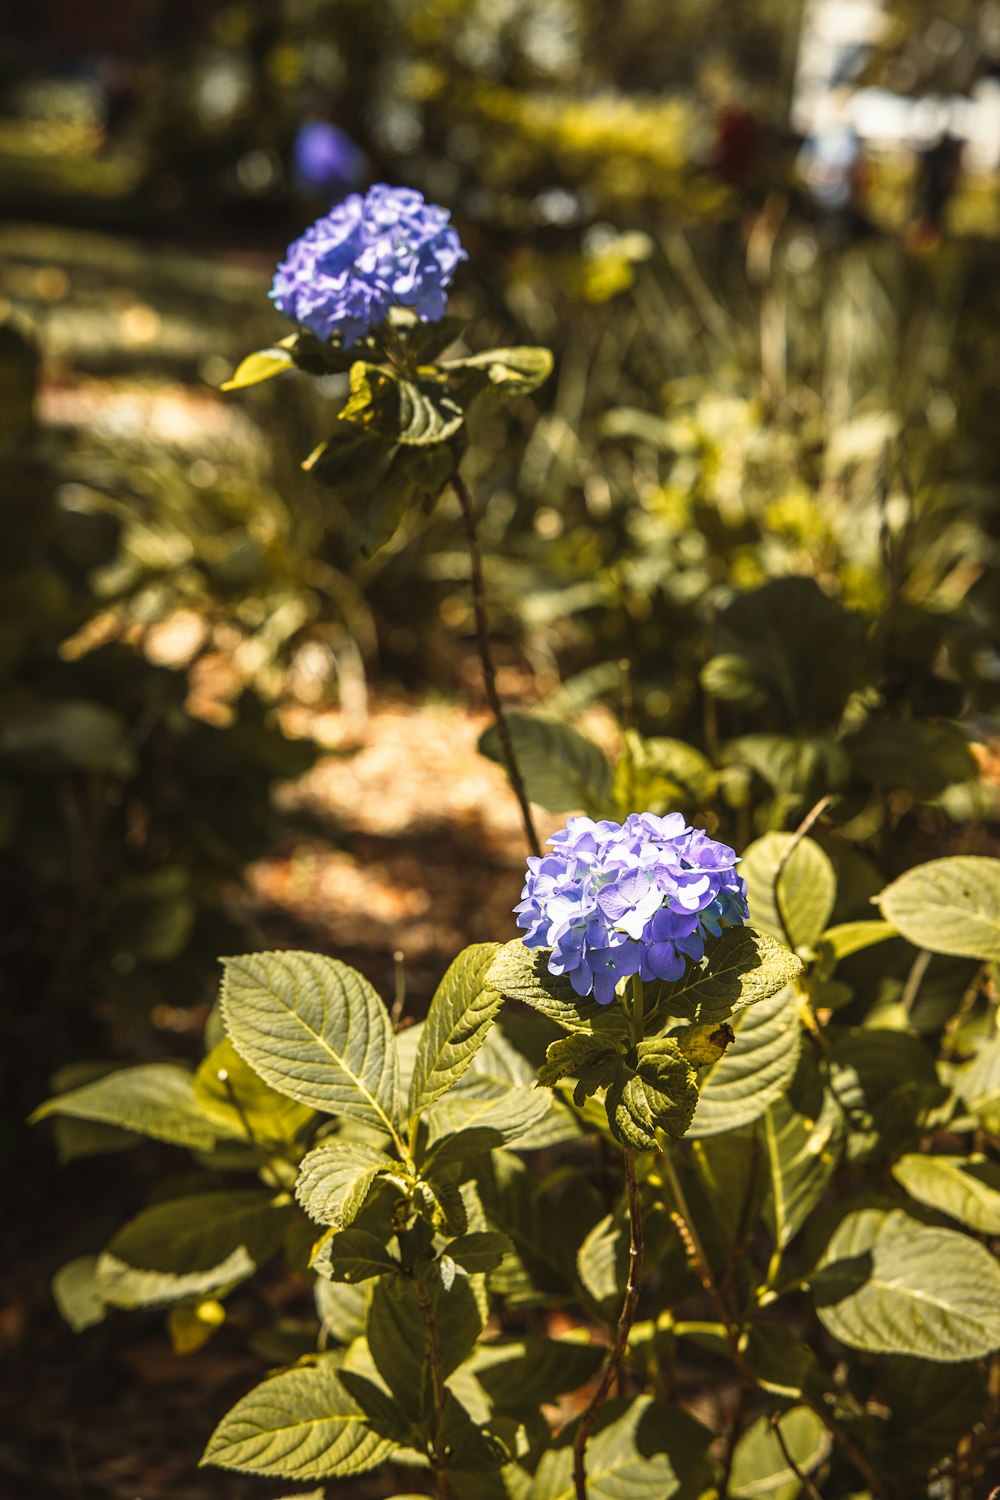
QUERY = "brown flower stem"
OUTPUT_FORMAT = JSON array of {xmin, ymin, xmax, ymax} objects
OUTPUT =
[
  {"xmin": 415, "ymin": 1276, "xmax": 451, "ymax": 1500},
  {"xmin": 573, "ymin": 1146, "xmax": 644, "ymax": 1500},
  {"xmin": 661, "ymin": 1146, "xmax": 745, "ymax": 1367},
  {"xmin": 450, "ymin": 470, "xmax": 541, "ymax": 858}
]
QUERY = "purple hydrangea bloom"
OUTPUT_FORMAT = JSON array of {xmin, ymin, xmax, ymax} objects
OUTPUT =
[
  {"xmin": 515, "ymin": 813, "xmax": 749, "ymax": 1005},
  {"xmin": 270, "ymin": 183, "xmax": 467, "ymax": 348}
]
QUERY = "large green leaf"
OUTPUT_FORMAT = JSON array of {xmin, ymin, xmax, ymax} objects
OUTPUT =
[
  {"xmin": 478, "ymin": 712, "xmax": 612, "ymax": 815},
  {"xmin": 811, "ymin": 1207, "xmax": 1000, "ymax": 1359},
  {"xmin": 31, "ymin": 1063, "xmax": 219, "ymax": 1151},
  {"xmin": 877, "ymin": 856, "xmax": 1000, "ymax": 961},
  {"xmin": 891, "ymin": 1153, "xmax": 1000, "ymax": 1234},
  {"xmin": 486, "ymin": 941, "xmax": 628, "ymax": 1035},
  {"xmin": 195, "ymin": 1039, "xmax": 314, "ymax": 1146},
  {"xmin": 741, "ymin": 833, "xmax": 836, "ymax": 950},
  {"xmin": 408, "ymin": 944, "xmax": 503, "ymax": 1116},
  {"xmin": 686, "ymin": 985, "xmax": 801, "ymax": 1139},
  {"xmin": 762, "ymin": 1086, "xmax": 843, "ymax": 1250},
  {"xmin": 221, "ymin": 952, "xmax": 401, "ymax": 1140},
  {"xmin": 654, "ymin": 926, "xmax": 802, "ymax": 1027},
  {"xmin": 296, "ymin": 1139, "xmax": 396, "ymax": 1229},
  {"xmin": 97, "ymin": 1189, "xmax": 291, "ymax": 1309},
  {"xmin": 202, "ymin": 1358, "xmax": 394, "ymax": 1479},
  {"xmin": 529, "ymin": 1395, "xmax": 714, "ymax": 1500},
  {"xmin": 729, "ymin": 1407, "xmax": 830, "ymax": 1499}
]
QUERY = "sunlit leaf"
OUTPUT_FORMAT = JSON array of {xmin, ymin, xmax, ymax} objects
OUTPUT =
[
  {"xmin": 221, "ymin": 951, "xmax": 401, "ymax": 1139},
  {"xmin": 408, "ymin": 943, "xmax": 503, "ymax": 1116},
  {"xmin": 891, "ymin": 1153, "xmax": 1000, "ymax": 1235},
  {"xmin": 741, "ymin": 833, "xmax": 836, "ymax": 950},
  {"xmin": 31, "ymin": 1063, "xmax": 219, "ymax": 1151},
  {"xmin": 877, "ymin": 856, "xmax": 1000, "ymax": 961},
  {"xmin": 202, "ymin": 1357, "xmax": 394, "ymax": 1479},
  {"xmin": 296, "ymin": 1139, "xmax": 396, "ymax": 1229},
  {"xmin": 687, "ymin": 984, "xmax": 801, "ymax": 1138},
  {"xmin": 811, "ymin": 1207, "xmax": 1000, "ymax": 1360}
]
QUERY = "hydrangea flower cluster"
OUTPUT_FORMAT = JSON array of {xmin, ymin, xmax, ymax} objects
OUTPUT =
[
  {"xmin": 270, "ymin": 184, "xmax": 467, "ymax": 348},
  {"xmin": 516, "ymin": 813, "xmax": 749, "ymax": 1005}
]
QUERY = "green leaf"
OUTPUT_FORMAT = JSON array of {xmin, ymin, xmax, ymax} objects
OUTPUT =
[
  {"xmin": 441, "ymin": 1391, "xmax": 508, "ymax": 1471},
  {"xmin": 741, "ymin": 833, "xmax": 836, "ymax": 950},
  {"xmin": 605, "ymin": 1040, "xmax": 699, "ymax": 1151},
  {"xmin": 296, "ymin": 1140, "xmax": 396, "ymax": 1229},
  {"xmin": 538, "ymin": 1032, "xmax": 624, "ymax": 1092},
  {"xmin": 311, "ymin": 1228, "xmax": 398, "ymax": 1283},
  {"xmin": 221, "ymin": 346, "xmax": 294, "ymax": 391},
  {"xmin": 446, "ymin": 1231, "xmax": 513, "ymax": 1276},
  {"xmin": 762, "ymin": 1088, "xmax": 843, "ymax": 1250},
  {"xmin": 301, "ymin": 425, "xmax": 392, "ymax": 501},
  {"xmin": 877, "ymin": 856, "xmax": 1000, "ymax": 961},
  {"xmin": 687, "ymin": 984, "xmax": 801, "ymax": 1138},
  {"xmin": 52, "ymin": 1256, "xmax": 105, "ymax": 1332},
  {"xmin": 611, "ymin": 731, "xmax": 715, "ymax": 820},
  {"xmin": 960, "ymin": 1036, "xmax": 1000, "ymax": 1131},
  {"xmin": 577, "ymin": 1213, "xmax": 623, "ymax": 1303},
  {"xmin": 97, "ymin": 1189, "xmax": 291, "ymax": 1309},
  {"xmin": 828, "ymin": 1028, "xmax": 944, "ymax": 1163},
  {"xmin": 424, "ymin": 1088, "xmax": 553, "ymax": 1165},
  {"xmin": 742, "ymin": 1324, "xmax": 818, "ymax": 1402},
  {"xmin": 99, "ymin": 1245, "xmax": 256, "ymax": 1311},
  {"xmin": 202, "ymin": 1358, "xmax": 394, "ymax": 1479},
  {"xmin": 315, "ymin": 1278, "xmax": 370, "ymax": 1347},
  {"xmin": 729, "ymin": 1407, "xmax": 830, "ymax": 1499},
  {"xmin": 468, "ymin": 1336, "xmax": 604, "ymax": 1411},
  {"xmin": 655, "ymin": 926, "xmax": 802, "ymax": 1026},
  {"xmin": 843, "ymin": 719, "xmax": 978, "ymax": 799},
  {"xmin": 337, "ymin": 1370, "xmax": 416, "ymax": 1445},
  {"xmin": 221, "ymin": 952, "xmax": 401, "ymax": 1140},
  {"xmin": 368, "ymin": 1273, "xmax": 484, "ymax": 1421},
  {"xmin": 396, "ymin": 377, "xmax": 465, "ymax": 445},
  {"xmin": 486, "ymin": 941, "xmax": 628, "ymax": 1035},
  {"xmin": 409, "ymin": 944, "xmax": 503, "ymax": 1116},
  {"xmin": 31, "ymin": 1063, "xmax": 219, "ymax": 1151},
  {"xmin": 529, "ymin": 1395, "xmax": 714, "ymax": 1500},
  {"xmin": 811, "ymin": 1207, "xmax": 1000, "ymax": 1359},
  {"xmin": 891, "ymin": 1153, "xmax": 1000, "ymax": 1234},
  {"xmin": 195, "ymin": 1039, "xmax": 315, "ymax": 1146},
  {"xmin": 478, "ymin": 712, "xmax": 612, "ymax": 816},
  {"xmin": 881, "ymin": 1356, "xmax": 987, "ymax": 1478},
  {"xmin": 818, "ymin": 920, "xmax": 897, "ymax": 961},
  {"xmin": 442, "ymin": 346, "xmax": 553, "ymax": 396}
]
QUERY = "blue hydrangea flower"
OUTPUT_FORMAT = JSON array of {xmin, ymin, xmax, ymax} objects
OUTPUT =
[
  {"xmin": 515, "ymin": 813, "xmax": 749, "ymax": 1005},
  {"xmin": 270, "ymin": 183, "xmax": 467, "ymax": 348}
]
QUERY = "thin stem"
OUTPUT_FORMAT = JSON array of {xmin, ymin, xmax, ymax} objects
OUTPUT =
[
  {"xmin": 450, "ymin": 470, "xmax": 541, "ymax": 858},
  {"xmin": 801, "ymin": 1395, "xmax": 888, "ymax": 1500},
  {"xmin": 770, "ymin": 1412, "xmax": 824, "ymax": 1500},
  {"xmin": 415, "ymin": 1276, "xmax": 451, "ymax": 1500},
  {"xmin": 573, "ymin": 1147, "xmax": 644, "ymax": 1500}
]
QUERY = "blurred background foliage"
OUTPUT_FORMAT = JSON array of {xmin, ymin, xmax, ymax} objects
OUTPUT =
[{"xmin": 4, "ymin": 0, "xmax": 1000, "ymax": 1493}]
